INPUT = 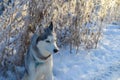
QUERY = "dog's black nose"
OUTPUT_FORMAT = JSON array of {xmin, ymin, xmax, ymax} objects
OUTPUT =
[{"xmin": 54, "ymin": 49, "xmax": 59, "ymax": 53}]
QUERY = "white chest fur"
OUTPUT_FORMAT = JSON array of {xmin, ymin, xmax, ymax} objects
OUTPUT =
[{"xmin": 28, "ymin": 56, "xmax": 53, "ymax": 80}]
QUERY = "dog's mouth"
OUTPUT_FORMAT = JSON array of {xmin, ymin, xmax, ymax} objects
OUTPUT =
[{"xmin": 54, "ymin": 51, "xmax": 59, "ymax": 54}]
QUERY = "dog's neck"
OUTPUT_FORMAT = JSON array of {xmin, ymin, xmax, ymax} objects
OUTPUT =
[
  {"xmin": 31, "ymin": 45, "xmax": 51, "ymax": 61},
  {"xmin": 30, "ymin": 35, "xmax": 52, "ymax": 68},
  {"xmin": 29, "ymin": 45, "xmax": 51, "ymax": 68}
]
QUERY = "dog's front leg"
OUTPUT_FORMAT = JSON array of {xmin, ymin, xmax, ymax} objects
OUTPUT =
[
  {"xmin": 45, "ymin": 72, "xmax": 54, "ymax": 80},
  {"xmin": 28, "ymin": 63, "xmax": 36, "ymax": 80}
]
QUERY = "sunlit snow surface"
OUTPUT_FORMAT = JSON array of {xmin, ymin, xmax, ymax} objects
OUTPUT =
[
  {"xmin": 0, "ymin": 24, "xmax": 120, "ymax": 80},
  {"xmin": 53, "ymin": 24, "xmax": 120, "ymax": 80}
]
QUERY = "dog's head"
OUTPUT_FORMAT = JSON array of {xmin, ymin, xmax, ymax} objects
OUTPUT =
[{"xmin": 36, "ymin": 22, "xmax": 59, "ymax": 56}]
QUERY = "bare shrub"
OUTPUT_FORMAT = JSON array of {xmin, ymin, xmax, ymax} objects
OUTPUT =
[
  {"xmin": 0, "ymin": 0, "xmax": 29, "ymax": 79},
  {"xmin": 0, "ymin": 0, "xmax": 119, "ymax": 79},
  {"xmin": 0, "ymin": 0, "xmax": 119, "ymax": 66},
  {"xmin": 28, "ymin": 0, "xmax": 120, "ymax": 50}
]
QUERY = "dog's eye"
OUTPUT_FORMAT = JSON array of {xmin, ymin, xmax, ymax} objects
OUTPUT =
[{"xmin": 46, "ymin": 40, "xmax": 50, "ymax": 43}]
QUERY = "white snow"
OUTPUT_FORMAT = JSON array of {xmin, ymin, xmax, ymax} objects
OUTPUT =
[
  {"xmin": 53, "ymin": 23, "xmax": 120, "ymax": 80},
  {"xmin": 0, "ymin": 23, "xmax": 120, "ymax": 80}
]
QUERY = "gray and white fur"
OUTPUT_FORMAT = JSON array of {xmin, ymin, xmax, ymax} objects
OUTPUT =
[{"xmin": 23, "ymin": 22, "xmax": 59, "ymax": 80}]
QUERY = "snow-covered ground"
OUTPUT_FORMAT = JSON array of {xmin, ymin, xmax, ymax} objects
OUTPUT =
[
  {"xmin": 53, "ymin": 23, "xmax": 120, "ymax": 80},
  {"xmin": 0, "ymin": 23, "xmax": 120, "ymax": 80}
]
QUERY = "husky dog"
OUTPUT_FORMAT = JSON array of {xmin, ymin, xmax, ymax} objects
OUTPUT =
[{"xmin": 23, "ymin": 22, "xmax": 59, "ymax": 80}]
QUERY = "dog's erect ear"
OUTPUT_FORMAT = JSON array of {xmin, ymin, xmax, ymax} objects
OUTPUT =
[
  {"xmin": 48, "ymin": 22, "xmax": 53, "ymax": 31},
  {"xmin": 44, "ymin": 22, "xmax": 54, "ymax": 35}
]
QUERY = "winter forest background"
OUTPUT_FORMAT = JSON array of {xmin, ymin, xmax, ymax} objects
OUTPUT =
[{"xmin": 0, "ymin": 0, "xmax": 120, "ymax": 80}]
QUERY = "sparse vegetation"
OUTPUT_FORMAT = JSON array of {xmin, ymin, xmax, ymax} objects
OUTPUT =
[{"xmin": 0, "ymin": 0, "xmax": 120, "ymax": 79}]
